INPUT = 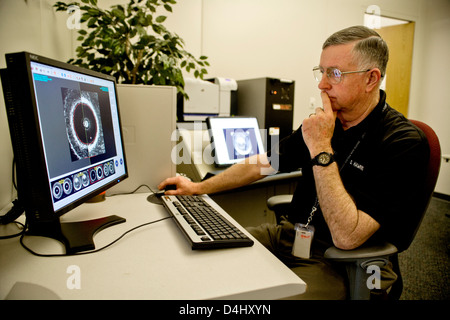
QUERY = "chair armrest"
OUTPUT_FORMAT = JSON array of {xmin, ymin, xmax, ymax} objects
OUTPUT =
[
  {"xmin": 324, "ymin": 242, "xmax": 398, "ymax": 262},
  {"xmin": 267, "ymin": 195, "xmax": 293, "ymax": 210},
  {"xmin": 325, "ymin": 242, "xmax": 398, "ymax": 300}
]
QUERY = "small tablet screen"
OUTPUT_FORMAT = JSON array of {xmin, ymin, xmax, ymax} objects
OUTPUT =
[{"xmin": 207, "ymin": 117, "xmax": 265, "ymax": 166}]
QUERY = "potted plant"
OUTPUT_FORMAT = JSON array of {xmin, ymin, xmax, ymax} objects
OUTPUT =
[{"xmin": 54, "ymin": 0, "xmax": 209, "ymax": 98}]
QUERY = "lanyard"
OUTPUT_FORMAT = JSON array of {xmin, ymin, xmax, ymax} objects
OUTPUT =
[
  {"xmin": 304, "ymin": 102, "xmax": 387, "ymax": 228},
  {"xmin": 304, "ymin": 130, "xmax": 367, "ymax": 228}
]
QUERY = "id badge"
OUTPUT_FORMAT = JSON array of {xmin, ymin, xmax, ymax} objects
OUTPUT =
[{"xmin": 292, "ymin": 223, "xmax": 315, "ymax": 259}]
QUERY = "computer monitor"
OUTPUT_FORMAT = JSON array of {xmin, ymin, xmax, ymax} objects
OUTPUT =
[
  {"xmin": 1, "ymin": 52, "xmax": 128, "ymax": 254},
  {"xmin": 206, "ymin": 116, "xmax": 265, "ymax": 167}
]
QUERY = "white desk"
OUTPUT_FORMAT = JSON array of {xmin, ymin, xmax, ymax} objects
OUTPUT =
[{"xmin": 0, "ymin": 193, "xmax": 306, "ymax": 300}]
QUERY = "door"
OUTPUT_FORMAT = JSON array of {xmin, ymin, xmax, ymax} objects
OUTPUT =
[{"xmin": 377, "ymin": 22, "xmax": 415, "ymax": 117}]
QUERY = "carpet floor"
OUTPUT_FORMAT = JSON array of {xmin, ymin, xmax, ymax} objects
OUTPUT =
[{"xmin": 398, "ymin": 197, "xmax": 450, "ymax": 300}]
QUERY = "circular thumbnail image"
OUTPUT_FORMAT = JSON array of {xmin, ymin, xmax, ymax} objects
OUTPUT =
[
  {"xmin": 96, "ymin": 165, "xmax": 103, "ymax": 180},
  {"xmin": 73, "ymin": 174, "xmax": 82, "ymax": 191},
  {"xmin": 52, "ymin": 182, "xmax": 63, "ymax": 200},
  {"xmin": 108, "ymin": 161, "xmax": 115, "ymax": 175},
  {"xmin": 81, "ymin": 171, "xmax": 90, "ymax": 187},
  {"xmin": 89, "ymin": 169, "xmax": 97, "ymax": 183},
  {"xmin": 63, "ymin": 178, "xmax": 73, "ymax": 195},
  {"xmin": 103, "ymin": 163, "xmax": 110, "ymax": 177}
]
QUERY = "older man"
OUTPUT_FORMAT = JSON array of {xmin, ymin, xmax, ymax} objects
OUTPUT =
[{"xmin": 159, "ymin": 26, "xmax": 428, "ymax": 299}]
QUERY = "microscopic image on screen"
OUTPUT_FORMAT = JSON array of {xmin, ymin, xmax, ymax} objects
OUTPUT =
[
  {"xmin": 232, "ymin": 129, "xmax": 253, "ymax": 156},
  {"xmin": 223, "ymin": 128, "xmax": 259, "ymax": 160},
  {"xmin": 62, "ymin": 88, "xmax": 106, "ymax": 161}
]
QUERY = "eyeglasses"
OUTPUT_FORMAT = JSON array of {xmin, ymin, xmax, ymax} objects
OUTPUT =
[{"xmin": 313, "ymin": 66, "xmax": 371, "ymax": 84}]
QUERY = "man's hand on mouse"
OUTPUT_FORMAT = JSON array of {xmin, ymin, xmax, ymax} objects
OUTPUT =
[{"xmin": 158, "ymin": 175, "xmax": 197, "ymax": 195}]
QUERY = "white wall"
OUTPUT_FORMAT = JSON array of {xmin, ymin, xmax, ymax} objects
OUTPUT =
[
  {"xmin": 412, "ymin": 0, "xmax": 450, "ymax": 196},
  {"xmin": 0, "ymin": 0, "xmax": 74, "ymax": 209},
  {"xmin": 0, "ymin": 0, "xmax": 449, "ymax": 210}
]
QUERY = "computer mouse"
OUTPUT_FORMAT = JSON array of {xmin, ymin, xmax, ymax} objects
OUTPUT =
[{"xmin": 155, "ymin": 184, "xmax": 177, "ymax": 197}]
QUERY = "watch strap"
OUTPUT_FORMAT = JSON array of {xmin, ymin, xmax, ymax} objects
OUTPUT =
[{"xmin": 311, "ymin": 151, "xmax": 335, "ymax": 167}]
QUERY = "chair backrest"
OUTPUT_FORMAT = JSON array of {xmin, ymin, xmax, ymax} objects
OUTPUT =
[{"xmin": 405, "ymin": 119, "xmax": 441, "ymax": 249}]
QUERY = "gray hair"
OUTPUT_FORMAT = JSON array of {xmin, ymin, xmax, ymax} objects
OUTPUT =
[{"xmin": 323, "ymin": 25, "xmax": 389, "ymax": 77}]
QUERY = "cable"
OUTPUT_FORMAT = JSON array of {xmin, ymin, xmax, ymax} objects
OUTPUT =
[
  {"xmin": 0, "ymin": 199, "xmax": 24, "ymax": 226},
  {"xmin": 106, "ymin": 184, "xmax": 155, "ymax": 197},
  {"xmin": 0, "ymin": 221, "xmax": 26, "ymax": 240},
  {"xmin": 19, "ymin": 215, "xmax": 173, "ymax": 257}
]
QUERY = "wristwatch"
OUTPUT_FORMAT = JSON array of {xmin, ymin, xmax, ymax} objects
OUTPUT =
[{"xmin": 311, "ymin": 151, "xmax": 335, "ymax": 167}]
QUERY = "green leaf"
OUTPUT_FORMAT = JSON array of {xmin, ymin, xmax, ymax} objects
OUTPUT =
[
  {"xmin": 148, "ymin": 5, "xmax": 156, "ymax": 13},
  {"xmin": 87, "ymin": 8, "xmax": 100, "ymax": 17},
  {"xmin": 80, "ymin": 13, "xmax": 90, "ymax": 23},
  {"xmin": 53, "ymin": 2, "xmax": 70, "ymax": 11},
  {"xmin": 144, "ymin": 15, "xmax": 153, "ymax": 26},
  {"xmin": 155, "ymin": 15, "xmax": 167, "ymax": 23},
  {"xmin": 152, "ymin": 24, "xmax": 162, "ymax": 34},
  {"xmin": 136, "ymin": 25, "xmax": 145, "ymax": 36},
  {"xmin": 112, "ymin": 8, "xmax": 125, "ymax": 20},
  {"xmin": 87, "ymin": 17, "xmax": 97, "ymax": 27}
]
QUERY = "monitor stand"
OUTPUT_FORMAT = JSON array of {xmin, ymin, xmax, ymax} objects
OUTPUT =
[{"xmin": 26, "ymin": 215, "xmax": 126, "ymax": 255}]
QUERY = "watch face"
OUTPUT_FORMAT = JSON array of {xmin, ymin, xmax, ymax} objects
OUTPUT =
[{"xmin": 318, "ymin": 153, "xmax": 331, "ymax": 164}]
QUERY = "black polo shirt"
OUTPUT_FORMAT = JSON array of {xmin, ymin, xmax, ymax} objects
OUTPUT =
[{"xmin": 270, "ymin": 90, "xmax": 429, "ymax": 251}]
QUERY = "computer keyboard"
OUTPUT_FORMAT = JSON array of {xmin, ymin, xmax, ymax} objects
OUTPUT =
[{"xmin": 161, "ymin": 194, "xmax": 254, "ymax": 249}]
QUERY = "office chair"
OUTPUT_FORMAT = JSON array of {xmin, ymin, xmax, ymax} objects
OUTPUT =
[{"xmin": 267, "ymin": 119, "xmax": 441, "ymax": 300}]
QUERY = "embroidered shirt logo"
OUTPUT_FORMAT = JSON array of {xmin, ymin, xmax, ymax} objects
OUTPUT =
[{"xmin": 350, "ymin": 160, "xmax": 365, "ymax": 171}]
